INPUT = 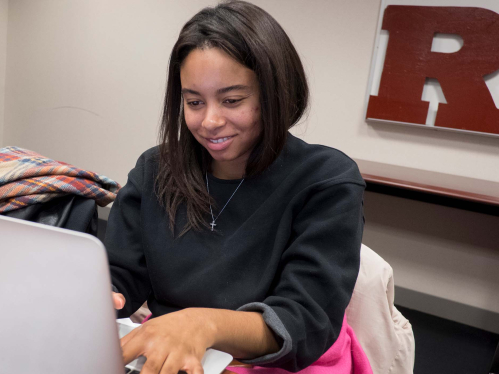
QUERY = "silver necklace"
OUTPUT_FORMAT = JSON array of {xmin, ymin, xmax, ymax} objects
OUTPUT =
[{"xmin": 205, "ymin": 172, "xmax": 245, "ymax": 231}]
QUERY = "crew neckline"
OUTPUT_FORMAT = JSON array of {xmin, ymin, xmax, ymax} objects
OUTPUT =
[{"xmin": 207, "ymin": 172, "xmax": 244, "ymax": 185}]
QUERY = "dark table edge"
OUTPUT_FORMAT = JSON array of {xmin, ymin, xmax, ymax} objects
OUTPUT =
[{"xmin": 362, "ymin": 173, "xmax": 499, "ymax": 216}]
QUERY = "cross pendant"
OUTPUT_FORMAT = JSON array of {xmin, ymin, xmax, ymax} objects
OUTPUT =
[{"xmin": 210, "ymin": 221, "xmax": 217, "ymax": 231}]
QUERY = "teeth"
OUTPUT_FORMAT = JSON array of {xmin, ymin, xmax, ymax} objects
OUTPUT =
[{"xmin": 209, "ymin": 136, "xmax": 231, "ymax": 144}]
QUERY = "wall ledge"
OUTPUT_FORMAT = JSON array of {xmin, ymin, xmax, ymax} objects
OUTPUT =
[{"xmin": 395, "ymin": 286, "xmax": 499, "ymax": 334}]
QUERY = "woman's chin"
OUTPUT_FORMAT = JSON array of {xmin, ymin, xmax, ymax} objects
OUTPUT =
[{"xmin": 210, "ymin": 154, "xmax": 233, "ymax": 163}]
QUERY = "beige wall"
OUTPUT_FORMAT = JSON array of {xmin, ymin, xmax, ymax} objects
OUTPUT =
[
  {"xmin": 4, "ymin": 0, "xmax": 499, "ymax": 186},
  {"xmin": 363, "ymin": 191, "xmax": 499, "ymax": 313},
  {"xmin": 0, "ymin": 0, "xmax": 7, "ymax": 147},
  {"xmin": 3, "ymin": 1, "xmax": 499, "ymax": 320},
  {"xmin": 4, "ymin": 0, "xmax": 201, "ymax": 178}
]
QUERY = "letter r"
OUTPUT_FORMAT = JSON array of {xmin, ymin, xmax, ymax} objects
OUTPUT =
[{"xmin": 367, "ymin": 6, "xmax": 499, "ymax": 135}]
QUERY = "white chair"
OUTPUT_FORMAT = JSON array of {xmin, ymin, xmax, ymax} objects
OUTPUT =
[{"xmin": 346, "ymin": 244, "xmax": 415, "ymax": 374}]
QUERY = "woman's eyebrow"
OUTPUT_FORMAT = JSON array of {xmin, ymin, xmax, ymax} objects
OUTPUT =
[
  {"xmin": 181, "ymin": 88, "xmax": 201, "ymax": 95},
  {"xmin": 181, "ymin": 85, "xmax": 251, "ymax": 96},
  {"xmin": 216, "ymin": 84, "xmax": 251, "ymax": 95}
]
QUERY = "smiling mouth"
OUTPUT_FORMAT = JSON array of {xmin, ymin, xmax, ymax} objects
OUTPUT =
[{"xmin": 207, "ymin": 136, "xmax": 234, "ymax": 144}]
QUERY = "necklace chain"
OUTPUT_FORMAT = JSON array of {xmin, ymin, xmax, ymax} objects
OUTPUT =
[{"xmin": 205, "ymin": 172, "xmax": 245, "ymax": 231}]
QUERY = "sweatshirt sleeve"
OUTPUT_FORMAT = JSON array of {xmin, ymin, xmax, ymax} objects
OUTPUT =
[
  {"xmin": 104, "ymin": 154, "xmax": 152, "ymax": 318},
  {"xmin": 238, "ymin": 177, "xmax": 365, "ymax": 372}
]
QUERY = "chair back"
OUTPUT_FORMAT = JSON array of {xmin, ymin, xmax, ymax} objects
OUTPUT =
[{"xmin": 346, "ymin": 244, "xmax": 415, "ymax": 374}]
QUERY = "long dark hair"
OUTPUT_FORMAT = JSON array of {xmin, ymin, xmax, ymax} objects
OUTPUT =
[{"xmin": 155, "ymin": 0, "xmax": 309, "ymax": 236}]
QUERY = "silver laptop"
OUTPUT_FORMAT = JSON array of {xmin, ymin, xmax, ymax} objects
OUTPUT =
[
  {"xmin": 0, "ymin": 214, "xmax": 124, "ymax": 374},
  {"xmin": 0, "ymin": 215, "xmax": 232, "ymax": 374}
]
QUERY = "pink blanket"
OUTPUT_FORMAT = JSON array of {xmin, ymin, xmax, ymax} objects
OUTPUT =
[{"xmin": 229, "ymin": 315, "xmax": 372, "ymax": 374}]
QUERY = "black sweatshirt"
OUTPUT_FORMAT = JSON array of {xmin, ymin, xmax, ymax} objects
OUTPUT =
[{"xmin": 105, "ymin": 133, "xmax": 365, "ymax": 372}]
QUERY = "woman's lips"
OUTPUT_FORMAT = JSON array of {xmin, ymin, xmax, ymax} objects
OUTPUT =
[{"xmin": 205, "ymin": 135, "xmax": 235, "ymax": 151}]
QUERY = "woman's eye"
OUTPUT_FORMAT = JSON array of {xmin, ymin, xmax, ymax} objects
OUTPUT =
[
  {"xmin": 224, "ymin": 98, "xmax": 242, "ymax": 105},
  {"xmin": 187, "ymin": 101, "xmax": 202, "ymax": 106}
]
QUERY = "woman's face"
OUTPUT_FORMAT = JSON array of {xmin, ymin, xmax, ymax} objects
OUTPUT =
[{"xmin": 180, "ymin": 47, "xmax": 261, "ymax": 179}]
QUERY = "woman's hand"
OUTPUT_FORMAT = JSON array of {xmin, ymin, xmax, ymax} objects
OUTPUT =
[
  {"xmin": 120, "ymin": 308, "xmax": 217, "ymax": 374},
  {"xmin": 112, "ymin": 292, "xmax": 126, "ymax": 310}
]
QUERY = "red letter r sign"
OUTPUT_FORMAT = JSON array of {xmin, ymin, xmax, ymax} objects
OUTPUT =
[{"xmin": 366, "ymin": 6, "xmax": 499, "ymax": 135}]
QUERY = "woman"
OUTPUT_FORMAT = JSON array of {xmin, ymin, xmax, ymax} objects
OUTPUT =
[{"xmin": 106, "ymin": 1, "xmax": 367, "ymax": 373}]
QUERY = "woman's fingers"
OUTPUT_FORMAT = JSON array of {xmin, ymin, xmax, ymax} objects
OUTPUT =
[
  {"xmin": 121, "ymin": 328, "xmax": 149, "ymax": 365},
  {"xmin": 180, "ymin": 348, "xmax": 206, "ymax": 374},
  {"xmin": 157, "ymin": 352, "xmax": 204, "ymax": 374},
  {"xmin": 125, "ymin": 346, "xmax": 203, "ymax": 374},
  {"xmin": 183, "ymin": 357, "xmax": 204, "ymax": 374},
  {"xmin": 189, "ymin": 363, "xmax": 205, "ymax": 374},
  {"xmin": 121, "ymin": 330, "xmax": 205, "ymax": 374},
  {"xmin": 120, "ymin": 324, "xmax": 141, "ymax": 349},
  {"xmin": 112, "ymin": 292, "xmax": 126, "ymax": 310},
  {"xmin": 119, "ymin": 310, "xmax": 212, "ymax": 374},
  {"xmin": 138, "ymin": 349, "xmax": 171, "ymax": 374}
]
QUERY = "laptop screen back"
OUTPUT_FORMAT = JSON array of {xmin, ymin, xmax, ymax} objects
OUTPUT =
[{"xmin": 0, "ymin": 215, "xmax": 124, "ymax": 374}]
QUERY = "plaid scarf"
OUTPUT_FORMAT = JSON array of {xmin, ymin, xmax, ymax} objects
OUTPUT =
[{"xmin": 0, "ymin": 147, "xmax": 121, "ymax": 214}]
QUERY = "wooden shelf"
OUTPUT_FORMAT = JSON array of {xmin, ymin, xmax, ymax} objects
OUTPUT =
[{"xmin": 362, "ymin": 173, "xmax": 499, "ymax": 207}]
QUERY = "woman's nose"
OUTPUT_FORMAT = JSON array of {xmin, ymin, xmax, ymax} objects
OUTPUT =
[{"xmin": 202, "ymin": 106, "xmax": 225, "ymax": 130}]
